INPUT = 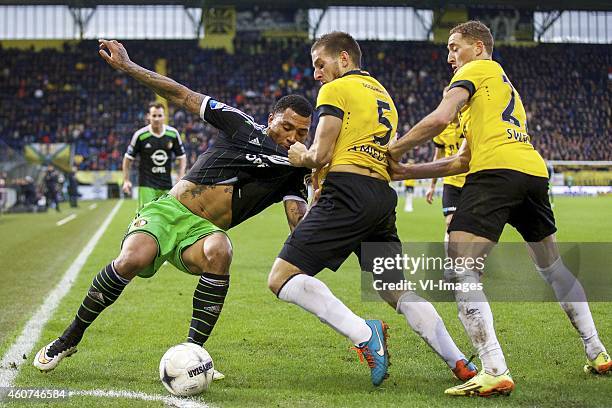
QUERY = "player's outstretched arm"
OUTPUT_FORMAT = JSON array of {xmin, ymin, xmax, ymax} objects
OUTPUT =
[
  {"xmin": 389, "ymin": 140, "xmax": 470, "ymax": 181},
  {"xmin": 98, "ymin": 39, "xmax": 204, "ymax": 116},
  {"xmin": 388, "ymin": 87, "xmax": 469, "ymax": 161}
]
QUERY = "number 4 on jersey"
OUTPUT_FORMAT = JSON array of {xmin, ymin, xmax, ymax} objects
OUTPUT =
[{"xmin": 501, "ymin": 75, "xmax": 521, "ymax": 128}]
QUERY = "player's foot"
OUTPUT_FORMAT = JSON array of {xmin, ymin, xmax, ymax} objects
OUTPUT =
[
  {"xmin": 445, "ymin": 369, "xmax": 514, "ymax": 397},
  {"xmin": 584, "ymin": 351, "xmax": 612, "ymax": 375},
  {"xmin": 352, "ymin": 320, "xmax": 390, "ymax": 386},
  {"xmin": 33, "ymin": 337, "xmax": 78, "ymax": 372},
  {"xmin": 452, "ymin": 358, "xmax": 478, "ymax": 381},
  {"xmin": 212, "ymin": 369, "xmax": 225, "ymax": 381}
]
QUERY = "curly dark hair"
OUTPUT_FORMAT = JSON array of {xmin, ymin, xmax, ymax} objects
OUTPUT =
[{"xmin": 271, "ymin": 94, "xmax": 313, "ymax": 118}]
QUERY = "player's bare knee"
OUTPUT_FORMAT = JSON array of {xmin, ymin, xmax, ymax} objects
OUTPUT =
[
  {"xmin": 267, "ymin": 270, "xmax": 281, "ymax": 294},
  {"xmin": 202, "ymin": 233, "xmax": 233, "ymax": 275},
  {"xmin": 268, "ymin": 258, "xmax": 300, "ymax": 295},
  {"xmin": 116, "ymin": 233, "xmax": 158, "ymax": 278}
]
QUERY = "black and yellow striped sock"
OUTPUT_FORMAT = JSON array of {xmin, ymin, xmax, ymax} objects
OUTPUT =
[
  {"xmin": 187, "ymin": 273, "xmax": 230, "ymax": 346},
  {"xmin": 70, "ymin": 262, "xmax": 130, "ymax": 337}
]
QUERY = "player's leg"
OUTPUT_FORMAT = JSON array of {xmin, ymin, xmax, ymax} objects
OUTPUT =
[
  {"xmin": 512, "ymin": 172, "xmax": 609, "ymax": 374},
  {"xmin": 443, "ymin": 231, "xmax": 516, "ymax": 396},
  {"xmin": 443, "ymin": 171, "xmax": 522, "ymax": 396},
  {"xmin": 268, "ymin": 258, "xmax": 389, "ymax": 385},
  {"xmin": 180, "ymin": 232, "xmax": 232, "ymax": 347},
  {"xmin": 377, "ymin": 286, "xmax": 477, "ymax": 381},
  {"xmin": 34, "ymin": 232, "xmax": 158, "ymax": 371},
  {"xmin": 362, "ymin": 219, "xmax": 476, "ymax": 381},
  {"xmin": 526, "ymin": 235, "xmax": 610, "ymax": 374},
  {"xmin": 442, "ymin": 184, "xmax": 461, "ymax": 247},
  {"xmin": 268, "ymin": 173, "xmax": 392, "ymax": 386},
  {"xmin": 178, "ymin": 232, "xmax": 232, "ymax": 381},
  {"xmin": 268, "ymin": 258, "xmax": 373, "ymax": 346}
]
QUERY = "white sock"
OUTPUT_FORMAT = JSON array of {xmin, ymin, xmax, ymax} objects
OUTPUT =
[
  {"xmin": 536, "ymin": 258, "xmax": 605, "ymax": 359},
  {"xmin": 454, "ymin": 269, "xmax": 508, "ymax": 375},
  {"xmin": 443, "ymin": 232, "xmax": 449, "ymax": 255},
  {"xmin": 278, "ymin": 274, "xmax": 371, "ymax": 345},
  {"xmin": 397, "ymin": 292, "xmax": 464, "ymax": 368},
  {"xmin": 404, "ymin": 193, "xmax": 413, "ymax": 212}
]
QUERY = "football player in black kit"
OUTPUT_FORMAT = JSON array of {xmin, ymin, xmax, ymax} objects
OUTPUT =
[{"xmin": 34, "ymin": 39, "xmax": 313, "ymax": 382}]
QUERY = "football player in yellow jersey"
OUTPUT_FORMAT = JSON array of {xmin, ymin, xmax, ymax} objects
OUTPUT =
[
  {"xmin": 426, "ymin": 117, "xmax": 466, "ymax": 240},
  {"xmin": 389, "ymin": 21, "xmax": 610, "ymax": 396},
  {"xmin": 267, "ymin": 31, "xmax": 477, "ymax": 387}
]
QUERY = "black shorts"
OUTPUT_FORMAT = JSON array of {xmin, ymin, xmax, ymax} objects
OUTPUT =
[
  {"xmin": 442, "ymin": 184, "xmax": 462, "ymax": 216},
  {"xmin": 278, "ymin": 172, "xmax": 400, "ymax": 276},
  {"xmin": 405, "ymin": 186, "xmax": 414, "ymax": 193},
  {"xmin": 448, "ymin": 169, "xmax": 557, "ymax": 242}
]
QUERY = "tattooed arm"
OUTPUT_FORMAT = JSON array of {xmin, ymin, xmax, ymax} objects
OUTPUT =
[
  {"xmin": 98, "ymin": 39, "xmax": 203, "ymax": 115},
  {"xmin": 388, "ymin": 87, "xmax": 469, "ymax": 161},
  {"xmin": 283, "ymin": 199, "xmax": 308, "ymax": 232}
]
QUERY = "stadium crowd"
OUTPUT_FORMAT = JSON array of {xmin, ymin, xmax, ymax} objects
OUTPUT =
[{"xmin": 0, "ymin": 38, "xmax": 610, "ymax": 171}]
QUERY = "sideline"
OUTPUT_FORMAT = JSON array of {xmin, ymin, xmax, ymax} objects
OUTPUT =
[{"xmin": 0, "ymin": 200, "xmax": 123, "ymax": 386}]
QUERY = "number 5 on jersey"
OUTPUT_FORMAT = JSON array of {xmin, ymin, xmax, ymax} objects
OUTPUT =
[{"xmin": 374, "ymin": 100, "xmax": 393, "ymax": 146}]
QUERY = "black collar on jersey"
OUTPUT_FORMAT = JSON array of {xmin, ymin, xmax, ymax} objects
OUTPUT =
[{"xmin": 341, "ymin": 69, "xmax": 370, "ymax": 78}]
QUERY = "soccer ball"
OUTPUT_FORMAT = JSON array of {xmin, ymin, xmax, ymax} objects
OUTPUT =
[{"xmin": 159, "ymin": 342, "xmax": 214, "ymax": 396}]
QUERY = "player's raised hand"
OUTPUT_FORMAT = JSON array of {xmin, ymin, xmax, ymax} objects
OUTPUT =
[
  {"xmin": 288, "ymin": 142, "xmax": 308, "ymax": 166},
  {"xmin": 98, "ymin": 39, "xmax": 132, "ymax": 71}
]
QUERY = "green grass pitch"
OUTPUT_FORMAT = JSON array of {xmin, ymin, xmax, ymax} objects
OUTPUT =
[{"xmin": 0, "ymin": 196, "xmax": 610, "ymax": 407}]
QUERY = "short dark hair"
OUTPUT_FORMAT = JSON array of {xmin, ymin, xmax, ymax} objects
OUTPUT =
[
  {"xmin": 311, "ymin": 31, "xmax": 362, "ymax": 67},
  {"xmin": 271, "ymin": 95, "xmax": 313, "ymax": 118},
  {"xmin": 450, "ymin": 20, "xmax": 494, "ymax": 55},
  {"xmin": 148, "ymin": 102, "xmax": 165, "ymax": 111}
]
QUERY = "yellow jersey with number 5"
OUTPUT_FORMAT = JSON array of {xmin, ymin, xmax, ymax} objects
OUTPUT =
[
  {"xmin": 448, "ymin": 60, "xmax": 547, "ymax": 178},
  {"xmin": 316, "ymin": 70, "xmax": 398, "ymax": 181}
]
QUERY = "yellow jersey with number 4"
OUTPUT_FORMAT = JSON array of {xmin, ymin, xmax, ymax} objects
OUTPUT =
[
  {"xmin": 448, "ymin": 60, "xmax": 547, "ymax": 178},
  {"xmin": 316, "ymin": 70, "xmax": 398, "ymax": 181},
  {"xmin": 433, "ymin": 122, "xmax": 466, "ymax": 188}
]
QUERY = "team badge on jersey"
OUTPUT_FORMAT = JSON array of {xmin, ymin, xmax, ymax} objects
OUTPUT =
[
  {"xmin": 166, "ymin": 142, "xmax": 173, "ymax": 150},
  {"xmin": 209, "ymin": 100, "xmax": 225, "ymax": 110},
  {"xmin": 133, "ymin": 218, "xmax": 148, "ymax": 228}
]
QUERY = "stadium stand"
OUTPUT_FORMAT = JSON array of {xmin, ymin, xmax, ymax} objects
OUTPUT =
[{"xmin": 1, "ymin": 39, "xmax": 610, "ymax": 171}]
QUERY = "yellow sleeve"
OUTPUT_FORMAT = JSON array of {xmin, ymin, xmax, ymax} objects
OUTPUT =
[
  {"xmin": 432, "ymin": 134, "xmax": 444, "ymax": 148},
  {"xmin": 448, "ymin": 61, "xmax": 485, "ymax": 100},
  {"xmin": 316, "ymin": 81, "xmax": 345, "ymax": 119}
]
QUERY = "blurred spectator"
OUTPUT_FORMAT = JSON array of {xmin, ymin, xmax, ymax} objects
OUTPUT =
[
  {"xmin": 21, "ymin": 176, "xmax": 38, "ymax": 210},
  {"xmin": 67, "ymin": 165, "xmax": 79, "ymax": 208},
  {"xmin": 43, "ymin": 165, "xmax": 61, "ymax": 212},
  {"xmin": 0, "ymin": 173, "xmax": 5, "ymax": 213}
]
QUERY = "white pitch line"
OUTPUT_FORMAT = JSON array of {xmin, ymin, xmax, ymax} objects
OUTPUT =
[
  {"xmin": 0, "ymin": 200, "xmax": 123, "ymax": 387},
  {"xmin": 88, "ymin": 203, "xmax": 98, "ymax": 210},
  {"xmin": 71, "ymin": 389, "xmax": 210, "ymax": 408},
  {"xmin": 56, "ymin": 213, "xmax": 77, "ymax": 226}
]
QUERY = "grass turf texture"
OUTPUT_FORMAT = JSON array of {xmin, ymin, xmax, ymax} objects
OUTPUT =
[{"xmin": 1, "ymin": 196, "xmax": 611, "ymax": 407}]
